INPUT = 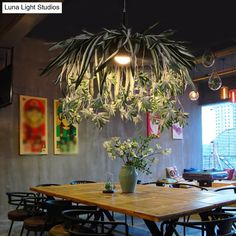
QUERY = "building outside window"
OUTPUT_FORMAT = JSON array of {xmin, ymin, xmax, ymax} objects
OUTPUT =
[{"xmin": 202, "ymin": 102, "xmax": 236, "ymax": 169}]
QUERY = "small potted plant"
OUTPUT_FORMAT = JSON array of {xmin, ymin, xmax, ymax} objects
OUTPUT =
[{"xmin": 103, "ymin": 136, "xmax": 171, "ymax": 193}]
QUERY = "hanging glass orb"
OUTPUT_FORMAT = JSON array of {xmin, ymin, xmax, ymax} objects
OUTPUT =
[
  {"xmin": 189, "ymin": 91, "xmax": 199, "ymax": 101},
  {"xmin": 208, "ymin": 71, "xmax": 222, "ymax": 91},
  {"xmin": 202, "ymin": 50, "xmax": 215, "ymax": 68}
]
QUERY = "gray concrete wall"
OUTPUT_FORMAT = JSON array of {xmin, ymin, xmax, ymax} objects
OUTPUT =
[{"xmin": 0, "ymin": 37, "xmax": 202, "ymax": 221}]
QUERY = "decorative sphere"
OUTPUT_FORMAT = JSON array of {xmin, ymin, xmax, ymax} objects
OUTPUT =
[
  {"xmin": 208, "ymin": 72, "xmax": 222, "ymax": 91},
  {"xmin": 202, "ymin": 50, "xmax": 215, "ymax": 68}
]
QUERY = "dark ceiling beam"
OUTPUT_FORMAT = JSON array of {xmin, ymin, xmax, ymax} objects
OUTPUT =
[
  {"xmin": 0, "ymin": 14, "xmax": 47, "ymax": 47},
  {"xmin": 0, "ymin": 0, "xmax": 64, "ymax": 47},
  {"xmin": 195, "ymin": 46, "xmax": 236, "ymax": 64},
  {"xmin": 193, "ymin": 67, "xmax": 236, "ymax": 82}
]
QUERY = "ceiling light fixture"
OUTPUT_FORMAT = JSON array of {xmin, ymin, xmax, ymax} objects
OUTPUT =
[
  {"xmin": 41, "ymin": 0, "xmax": 195, "ymax": 129},
  {"xmin": 189, "ymin": 91, "xmax": 199, "ymax": 101},
  {"xmin": 229, "ymin": 89, "xmax": 236, "ymax": 103},
  {"xmin": 220, "ymin": 86, "xmax": 229, "ymax": 100},
  {"xmin": 114, "ymin": 55, "xmax": 131, "ymax": 65}
]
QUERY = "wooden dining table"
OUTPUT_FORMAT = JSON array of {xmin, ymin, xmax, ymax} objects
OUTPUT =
[{"xmin": 30, "ymin": 183, "xmax": 236, "ymax": 236}]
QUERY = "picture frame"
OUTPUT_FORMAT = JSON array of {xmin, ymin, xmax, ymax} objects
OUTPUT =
[
  {"xmin": 147, "ymin": 112, "xmax": 160, "ymax": 138},
  {"xmin": 172, "ymin": 122, "xmax": 183, "ymax": 140},
  {"xmin": 54, "ymin": 99, "xmax": 79, "ymax": 154},
  {"xmin": 19, "ymin": 95, "xmax": 48, "ymax": 155}
]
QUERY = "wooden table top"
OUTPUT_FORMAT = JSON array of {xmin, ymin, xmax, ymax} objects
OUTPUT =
[{"xmin": 30, "ymin": 183, "xmax": 236, "ymax": 222}]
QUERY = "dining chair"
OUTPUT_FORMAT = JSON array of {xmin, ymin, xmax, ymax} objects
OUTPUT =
[
  {"xmin": 36, "ymin": 183, "xmax": 61, "ymax": 200},
  {"xmin": 6, "ymin": 191, "xmax": 36, "ymax": 236},
  {"xmin": 69, "ymin": 180, "xmax": 96, "ymax": 185},
  {"xmin": 214, "ymin": 186, "xmax": 236, "ymax": 214},
  {"xmin": 21, "ymin": 198, "xmax": 75, "ymax": 236},
  {"xmin": 161, "ymin": 212, "xmax": 236, "ymax": 236},
  {"xmin": 171, "ymin": 182, "xmax": 209, "ymax": 191},
  {"xmin": 48, "ymin": 205, "xmax": 99, "ymax": 236},
  {"xmin": 20, "ymin": 195, "xmax": 48, "ymax": 236},
  {"xmin": 61, "ymin": 209, "xmax": 129, "ymax": 236}
]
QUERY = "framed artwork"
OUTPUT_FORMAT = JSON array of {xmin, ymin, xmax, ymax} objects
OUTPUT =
[
  {"xmin": 172, "ymin": 122, "xmax": 183, "ymax": 140},
  {"xmin": 19, "ymin": 95, "xmax": 48, "ymax": 155},
  {"xmin": 147, "ymin": 112, "xmax": 160, "ymax": 138},
  {"xmin": 54, "ymin": 99, "xmax": 79, "ymax": 154}
]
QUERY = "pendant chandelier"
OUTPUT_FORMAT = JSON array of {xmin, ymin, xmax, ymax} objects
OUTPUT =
[{"xmin": 41, "ymin": 0, "xmax": 195, "ymax": 129}]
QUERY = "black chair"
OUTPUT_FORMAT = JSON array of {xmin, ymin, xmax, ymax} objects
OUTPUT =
[
  {"xmin": 215, "ymin": 186, "xmax": 236, "ymax": 193},
  {"xmin": 69, "ymin": 180, "xmax": 96, "ymax": 185},
  {"xmin": 62, "ymin": 209, "xmax": 129, "ymax": 236},
  {"xmin": 214, "ymin": 186, "xmax": 236, "ymax": 214},
  {"xmin": 20, "ymin": 195, "xmax": 48, "ymax": 236},
  {"xmin": 48, "ymin": 205, "xmax": 100, "ymax": 236},
  {"xmin": 171, "ymin": 182, "xmax": 209, "ymax": 191},
  {"xmin": 36, "ymin": 183, "xmax": 61, "ymax": 200},
  {"xmin": 21, "ymin": 199, "xmax": 73, "ymax": 236},
  {"xmin": 22, "ymin": 199, "xmax": 98, "ymax": 236},
  {"xmin": 161, "ymin": 212, "xmax": 236, "ymax": 236},
  {"xmin": 6, "ymin": 191, "xmax": 36, "ymax": 236}
]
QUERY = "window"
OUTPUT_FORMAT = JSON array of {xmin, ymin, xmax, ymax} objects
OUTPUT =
[{"xmin": 202, "ymin": 102, "xmax": 236, "ymax": 169}]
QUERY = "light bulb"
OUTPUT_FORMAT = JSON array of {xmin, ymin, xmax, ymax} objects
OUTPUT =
[
  {"xmin": 189, "ymin": 91, "xmax": 199, "ymax": 101},
  {"xmin": 208, "ymin": 71, "xmax": 222, "ymax": 91},
  {"xmin": 229, "ymin": 89, "xmax": 236, "ymax": 103},
  {"xmin": 220, "ymin": 86, "xmax": 229, "ymax": 100},
  {"xmin": 202, "ymin": 50, "xmax": 215, "ymax": 68},
  {"xmin": 114, "ymin": 55, "xmax": 131, "ymax": 65}
]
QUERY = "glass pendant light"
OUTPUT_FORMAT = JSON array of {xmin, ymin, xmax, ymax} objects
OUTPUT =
[
  {"xmin": 220, "ymin": 86, "xmax": 229, "ymax": 100},
  {"xmin": 229, "ymin": 89, "xmax": 236, "ymax": 103},
  {"xmin": 202, "ymin": 49, "xmax": 215, "ymax": 68},
  {"xmin": 208, "ymin": 71, "xmax": 222, "ymax": 91},
  {"xmin": 189, "ymin": 91, "xmax": 199, "ymax": 101}
]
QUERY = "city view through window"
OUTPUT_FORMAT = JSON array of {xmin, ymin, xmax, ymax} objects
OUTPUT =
[{"xmin": 202, "ymin": 102, "xmax": 236, "ymax": 170}]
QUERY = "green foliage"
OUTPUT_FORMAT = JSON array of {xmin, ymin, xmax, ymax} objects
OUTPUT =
[
  {"xmin": 103, "ymin": 136, "xmax": 171, "ymax": 175},
  {"xmin": 41, "ymin": 24, "xmax": 195, "ymax": 130}
]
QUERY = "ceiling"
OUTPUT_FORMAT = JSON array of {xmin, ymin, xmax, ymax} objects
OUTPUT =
[
  {"xmin": 25, "ymin": 0, "xmax": 236, "ymax": 55},
  {"xmin": 0, "ymin": 0, "xmax": 236, "ymax": 56}
]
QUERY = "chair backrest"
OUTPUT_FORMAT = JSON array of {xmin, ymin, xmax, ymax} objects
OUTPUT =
[
  {"xmin": 36, "ymin": 184, "xmax": 61, "ymax": 200},
  {"xmin": 69, "ymin": 180, "xmax": 96, "ymax": 185},
  {"xmin": 215, "ymin": 186, "xmax": 236, "ymax": 193},
  {"xmin": 6, "ymin": 192, "xmax": 36, "ymax": 208},
  {"xmin": 171, "ymin": 183, "xmax": 208, "ymax": 191},
  {"xmin": 181, "ymin": 212, "xmax": 236, "ymax": 235},
  {"xmin": 23, "ymin": 195, "xmax": 48, "ymax": 215},
  {"xmin": 62, "ymin": 209, "xmax": 128, "ymax": 236}
]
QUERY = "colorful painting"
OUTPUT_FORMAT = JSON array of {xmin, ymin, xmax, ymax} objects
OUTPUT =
[
  {"xmin": 172, "ymin": 122, "xmax": 183, "ymax": 139},
  {"xmin": 147, "ymin": 113, "xmax": 160, "ymax": 138},
  {"xmin": 20, "ymin": 95, "xmax": 48, "ymax": 155},
  {"xmin": 54, "ymin": 100, "xmax": 79, "ymax": 154}
]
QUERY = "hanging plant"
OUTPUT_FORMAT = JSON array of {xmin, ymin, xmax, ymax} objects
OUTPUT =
[{"xmin": 41, "ymin": 23, "xmax": 195, "ymax": 129}]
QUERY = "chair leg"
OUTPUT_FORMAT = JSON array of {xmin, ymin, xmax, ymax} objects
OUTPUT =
[
  {"xmin": 26, "ymin": 230, "xmax": 30, "ymax": 236},
  {"xmin": 8, "ymin": 221, "xmax": 14, "ymax": 236},
  {"xmin": 131, "ymin": 216, "xmax": 134, "ymax": 226},
  {"xmin": 20, "ymin": 225, "xmax": 24, "ymax": 236}
]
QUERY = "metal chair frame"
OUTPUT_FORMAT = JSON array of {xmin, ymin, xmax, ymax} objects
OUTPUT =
[
  {"xmin": 62, "ymin": 209, "xmax": 129, "ymax": 236},
  {"xmin": 161, "ymin": 212, "xmax": 236, "ymax": 236},
  {"xmin": 6, "ymin": 192, "xmax": 36, "ymax": 236}
]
